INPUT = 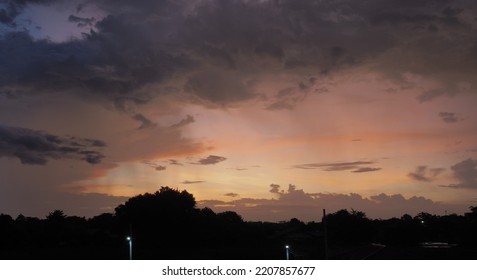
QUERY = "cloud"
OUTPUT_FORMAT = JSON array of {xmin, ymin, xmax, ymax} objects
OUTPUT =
[
  {"xmin": 1, "ymin": 0, "xmax": 475, "ymax": 113},
  {"xmin": 68, "ymin": 15, "xmax": 95, "ymax": 28},
  {"xmin": 269, "ymin": 184, "xmax": 282, "ymax": 194},
  {"xmin": 193, "ymin": 155, "xmax": 227, "ymax": 165},
  {"xmin": 352, "ymin": 167, "xmax": 382, "ymax": 173},
  {"xmin": 224, "ymin": 192, "xmax": 239, "ymax": 198},
  {"xmin": 408, "ymin": 166, "xmax": 446, "ymax": 182},
  {"xmin": 417, "ymin": 88, "xmax": 450, "ymax": 103},
  {"xmin": 266, "ymin": 78, "xmax": 318, "ymax": 111},
  {"xmin": 294, "ymin": 161, "xmax": 381, "ymax": 173},
  {"xmin": 439, "ymin": 112, "xmax": 460, "ymax": 123},
  {"xmin": 440, "ymin": 158, "xmax": 477, "ymax": 189},
  {"xmin": 199, "ymin": 184, "xmax": 463, "ymax": 222},
  {"xmin": 155, "ymin": 166, "xmax": 166, "ymax": 171},
  {"xmin": 266, "ymin": 99, "xmax": 296, "ymax": 111},
  {"xmin": 170, "ymin": 115, "xmax": 195, "ymax": 129},
  {"xmin": 109, "ymin": 118, "xmax": 207, "ymax": 163},
  {"xmin": 132, "ymin": 113, "xmax": 156, "ymax": 130},
  {"xmin": 1, "ymin": 0, "xmax": 61, "ymax": 26},
  {"xmin": 181, "ymin": 180, "xmax": 205, "ymax": 185},
  {"xmin": 184, "ymin": 69, "xmax": 256, "ymax": 106},
  {"xmin": 0, "ymin": 125, "xmax": 105, "ymax": 165},
  {"xmin": 168, "ymin": 159, "xmax": 183, "ymax": 166},
  {"xmin": 142, "ymin": 160, "xmax": 166, "ymax": 171}
]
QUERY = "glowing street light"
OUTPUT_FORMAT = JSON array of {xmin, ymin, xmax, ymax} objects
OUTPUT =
[
  {"xmin": 126, "ymin": 236, "xmax": 132, "ymax": 260},
  {"xmin": 285, "ymin": 245, "xmax": 290, "ymax": 260}
]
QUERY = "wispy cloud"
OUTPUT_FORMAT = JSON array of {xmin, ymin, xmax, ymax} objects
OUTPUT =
[
  {"xmin": 168, "ymin": 159, "xmax": 183, "ymax": 166},
  {"xmin": 142, "ymin": 160, "xmax": 167, "ymax": 171},
  {"xmin": 181, "ymin": 180, "xmax": 205, "ymax": 185},
  {"xmin": 408, "ymin": 166, "xmax": 445, "ymax": 182},
  {"xmin": 132, "ymin": 114, "xmax": 157, "ymax": 130},
  {"xmin": 293, "ymin": 161, "xmax": 381, "ymax": 173},
  {"xmin": 170, "ymin": 115, "xmax": 195, "ymax": 129},
  {"xmin": 439, "ymin": 112, "xmax": 460, "ymax": 123},
  {"xmin": 352, "ymin": 167, "xmax": 382, "ymax": 173}
]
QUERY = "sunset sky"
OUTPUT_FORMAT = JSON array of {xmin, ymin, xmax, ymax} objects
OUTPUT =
[{"xmin": 1, "ymin": 0, "xmax": 477, "ymax": 221}]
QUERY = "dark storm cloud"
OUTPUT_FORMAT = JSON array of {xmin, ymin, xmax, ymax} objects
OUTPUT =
[
  {"xmin": 440, "ymin": 158, "xmax": 477, "ymax": 189},
  {"xmin": 0, "ymin": 125, "xmax": 105, "ymax": 165},
  {"xmin": 0, "ymin": 30, "xmax": 190, "ymax": 112},
  {"xmin": 1, "ymin": 0, "xmax": 476, "ymax": 109},
  {"xmin": 294, "ymin": 161, "xmax": 381, "ymax": 173},
  {"xmin": 439, "ymin": 112, "xmax": 460, "ymax": 123},
  {"xmin": 0, "ymin": 0, "xmax": 58, "ymax": 26},
  {"xmin": 409, "ymin": 166, "xmax": 446, "ymax": 182},
  {"xmin": 193, "ymin": 155, "xmax": 227, "ymax": 165}
]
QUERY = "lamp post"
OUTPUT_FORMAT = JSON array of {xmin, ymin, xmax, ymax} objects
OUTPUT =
[
  {"xmin": 126, "ymin": 236, "xmax": 132, "ymax": 260},
  {"xmin": 285, "ymin": 245, "xmax": 290, "ymax": 260}
]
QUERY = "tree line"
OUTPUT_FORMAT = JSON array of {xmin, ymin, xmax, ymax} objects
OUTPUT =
[{"xmin": 1, "ymin": 187, "xmax": 477, "ymax": 259}]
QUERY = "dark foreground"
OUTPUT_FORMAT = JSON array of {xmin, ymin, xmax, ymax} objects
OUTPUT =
[{"xmin": 1, "ymin": 188, "xmax": 477, "ymax": 260}]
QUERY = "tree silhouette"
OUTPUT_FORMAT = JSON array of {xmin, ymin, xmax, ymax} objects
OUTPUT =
[
  {"xmin": 114, "ymin": 186, "xmax": 198, "ymax": 255},
  {"xmin": 115, "ymin": 186, "xmax": 196, "ymax": 222},
  {"xmin": 325, "ymin": 209, "xmax": 373, "ymax": 245},
  {"xmin": 217, "ymin": 211, "xmax": 243, "ymax": 224},
  {"xmin": 0, "ymin": 213, "xmax": 13, "ymax": 226},
  {"xmin": 47, "ymin": 210, "xmax": 67, "ymax": 222},
  {"xmin": 2, "ymin": 190, "xmax": 477, "ymax": 260}
]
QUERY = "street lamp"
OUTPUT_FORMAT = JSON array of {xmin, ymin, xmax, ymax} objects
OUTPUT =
[
  {"xmin": 126, "ymin": 236, "xmax": 132, "ymax": 260},
  {"xmin": 285, "ymin": 245, "xmax": 290, "ymax": 260}
]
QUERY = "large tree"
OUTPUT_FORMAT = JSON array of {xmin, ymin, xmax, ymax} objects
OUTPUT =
[{"xmin": 114, "ymin": 186, "xmax": 197, "ymax": 244}]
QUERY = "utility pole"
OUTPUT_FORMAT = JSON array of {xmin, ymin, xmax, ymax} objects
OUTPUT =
[{"xmin": 322, "ymin": 209, "xmax": 328, "ymax": 260}]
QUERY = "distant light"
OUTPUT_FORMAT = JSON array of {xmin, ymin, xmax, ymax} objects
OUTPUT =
[
  {"xmin": 421, "ymin": 220, "xmax": 425, "ymax": 224},
  {"xmin": 285, "ymin": 245, "xmax": 289, "ymax": 249},
  {"xmin": 127, "ymin": 236, "xmax": 131, "ymax": 241}
]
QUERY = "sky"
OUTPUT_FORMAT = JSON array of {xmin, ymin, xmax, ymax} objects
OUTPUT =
[{"xmin": 1, "ymin": 0, "xmax": 477, "ymax": 221}]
